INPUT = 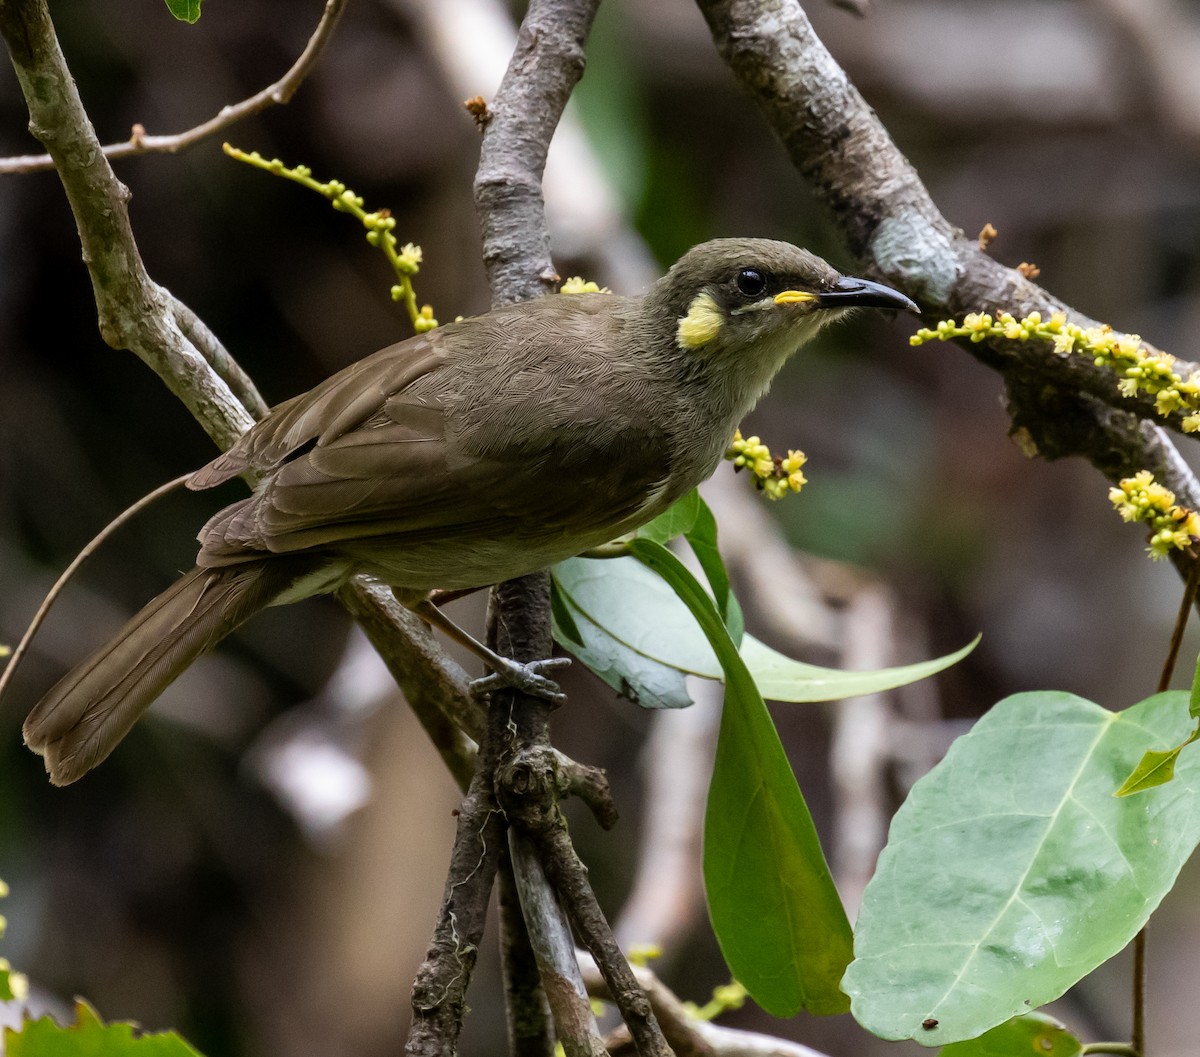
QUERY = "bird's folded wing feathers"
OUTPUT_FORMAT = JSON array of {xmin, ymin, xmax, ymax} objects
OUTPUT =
[{"xmin": 187, "ymin": 337, "xmax": 445, "ymax": 489}]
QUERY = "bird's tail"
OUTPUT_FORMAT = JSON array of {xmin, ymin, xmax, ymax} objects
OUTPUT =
[{"xmin": 23, "ymin": 559, "xmax": 310, "ymax": 786}]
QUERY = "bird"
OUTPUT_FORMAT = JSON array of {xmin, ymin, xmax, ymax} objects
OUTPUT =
[{"xmin": 21, "ymin": 238, "xmax": 917, "ymax": 785}]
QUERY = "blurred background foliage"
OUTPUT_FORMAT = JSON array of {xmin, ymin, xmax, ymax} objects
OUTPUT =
[{"xmin": 3, "ymin": 0, "xmax": 1200, "ymax": 1054}]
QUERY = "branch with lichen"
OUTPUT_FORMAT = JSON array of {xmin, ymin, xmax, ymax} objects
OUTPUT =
[
  {"xmin": 1109, "ymin": 471, "xmax": 1200, "ymax": 560},
  {"xmin": 912, "ymin": 312, "xmax": 1200, "ymax": 432},
  {"xmin": 223, "ymin": 144, "xmax": 438, "ymax": 333}
]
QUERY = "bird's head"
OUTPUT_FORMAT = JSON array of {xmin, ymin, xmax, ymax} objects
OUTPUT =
[{"xmin": 642, "ymin": 238, "xmax": 917, "ymax": 381}]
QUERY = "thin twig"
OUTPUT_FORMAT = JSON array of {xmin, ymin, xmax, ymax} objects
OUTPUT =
[
  {"xmin": 582, "ymin": 957, "xmax": 834, "ymax": 1057},
  {"xmin": 0, "ymin": 472, "xmax": 192, "ymax": 705},
  {"xmin": 405, "ymin": 763, "xmax": 507, "ymax": 1057},
  {"xmin": 1156, "ymin": 558, "xmax": 1200, "ymax": 692},
  {"xmin": 0, "ymin": 0, "xmax": 348, "ymax": 175}
]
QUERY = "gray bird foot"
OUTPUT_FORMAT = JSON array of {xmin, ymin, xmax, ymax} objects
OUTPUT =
[{"xmin": 471, "ymin": 657, "xmax": 571, "ymax": 704}]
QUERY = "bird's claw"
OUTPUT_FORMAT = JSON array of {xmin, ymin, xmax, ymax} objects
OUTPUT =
[{"xmin": 471, "ymin": 656, "xmax": 571, "ymax": 704}]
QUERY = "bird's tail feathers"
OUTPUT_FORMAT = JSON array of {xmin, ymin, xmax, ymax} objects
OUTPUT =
[{"xmin": 23, "ymin": 559, "xmax": 310, "ymax": 786}]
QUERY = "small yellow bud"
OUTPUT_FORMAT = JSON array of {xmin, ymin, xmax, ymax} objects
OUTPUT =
[{"xmin": 414, "ymin": 305, "xmax": 438, "ymax": 332}]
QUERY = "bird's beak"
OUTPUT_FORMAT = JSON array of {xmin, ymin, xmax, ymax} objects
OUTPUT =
[{"xmin": 811, "ymin": 275, "xmax": 918, "ymax": 313}]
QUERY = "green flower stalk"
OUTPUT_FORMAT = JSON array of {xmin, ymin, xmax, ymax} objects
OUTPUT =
[
  {"xmin": 223, "ymin": 144, "xmax": 437, "ymax": 333},
  {"xmin": 911, "ymin": 311, "xmax": 1200, "ymax": 432}
]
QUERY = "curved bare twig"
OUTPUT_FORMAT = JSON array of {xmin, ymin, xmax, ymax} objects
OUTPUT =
[{"xmin": 0, "ymin": 0, "xmax": 348, "ymax": 175}]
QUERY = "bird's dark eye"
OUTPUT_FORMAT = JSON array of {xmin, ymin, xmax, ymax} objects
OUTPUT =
[{"xmin": 736, "ymin": 269, "xmax": 766, "ymax": 297}]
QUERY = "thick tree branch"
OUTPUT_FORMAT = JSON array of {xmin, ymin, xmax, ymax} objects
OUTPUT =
[
  {"xmin": 474, "ymin": 0, "xmax": 601, "ymax": 304},
  {"xmin": 0, "ymin": 0, "xmax": 488, "ymax": 819},
  {"xmin": 0, "ymin": 0, "xmax": 347, "ymax": 175},
  {"xmin": 694, "ymin": 0, "xmax": 1200, "ymax": 581},
  {"xmin": 507, "ymin": 832, "xmax": 607, "ymax": 1057},
  {"xmin": 499, "ymin": 748, "xmax": 672, "ymax": 1057},
  {"xmin": 498, "ymin": 851, "xmax": 559, "ymax": 1057}
]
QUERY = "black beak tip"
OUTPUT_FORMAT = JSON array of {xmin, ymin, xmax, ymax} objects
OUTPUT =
[{"xmin": 819, "ymin": 276, "xmax": 919, "ymax": 314}]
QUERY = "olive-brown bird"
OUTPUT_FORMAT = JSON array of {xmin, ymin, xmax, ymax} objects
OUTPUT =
[{"xmin": 23, "ymin": 238, "xmax": 916, "ymax": 784}]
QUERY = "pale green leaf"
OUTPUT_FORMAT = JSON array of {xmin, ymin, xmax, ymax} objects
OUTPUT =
[
  {"xmin": 551, "ymin": 555, "xmax": 975, "ymax": 707},
  {"xmin": 845, "ymin": 690, "xmax": 1200, "ymax": 1045}
]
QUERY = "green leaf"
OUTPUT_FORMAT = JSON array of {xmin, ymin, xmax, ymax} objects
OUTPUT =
[
  {"xmin": 1115, "ymin": 720, "xmax": 1200, "ymax": 795},
  {"xmin": 164, "ymin": 0, "xmax": 202, "ymax": 22},
  {"xmin": 551, "ymin": 556, "xmax": 975, "ymax": 707},
  {"xmin": 635, "ymin": 490, "xmax": 702, "ymax": 544},
  {"xmin": 682, "ymin": 496, "xmax": 743, "ymax": 642},
  {"xmin": 551, "ymin": 558, "xmax": 693, "ymax": 708},
  {"xmin": 631, "ymin": 490, "xmax": 742, "ymax": 635},
  {"xmin": 6, "ymin": 1000, "xmax": 203, "ymax": 1056},
  {"xmin": 937, "ymin": 1012, "xmax": 1082, "ymax": 1057},
  {"xmin": 1115, "ymin": 745, "xmax": 1183, "ymax": 795},
  {"xmin": 844, "ymin": 690, "xmax": 1200, "ymax": 1045},
  {"xmin": 739, "ymin": 634, "xmax": 978, "ymax": 703},
  {"xmin": 629, "ymin": 538, "xmax": 852, "ymax": 1017},
  {"xmin": 549, "ymin": 579, "xmax": 586, "ymax": 649}
]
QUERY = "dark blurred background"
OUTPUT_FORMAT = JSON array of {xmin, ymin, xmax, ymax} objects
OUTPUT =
[{"xmin": 2, "ymin": 0, "xmax": 1200, "ymax": 1054}]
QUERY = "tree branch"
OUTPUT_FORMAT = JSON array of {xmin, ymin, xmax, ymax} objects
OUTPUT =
[
  {"xmin": 581, "ymin": 959, "xmax": 833, "ymax": 1057},
  {"xmin": 0, "ymin": 0, "xmax": 347, "ymax": 175},
  {"xmin": 499, "ymin": 748, "xmax": 672, "ymax": 1057},
  {"xmin": 0, "ymin": 0, "xmax": 490, "ymax": 832},
  {"xmin": 694, "ymin": 0, "xmax": 1200, "ymax": 584}
]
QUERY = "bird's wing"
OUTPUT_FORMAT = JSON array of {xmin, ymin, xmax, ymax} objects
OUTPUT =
[
  {"xmin": 195, "ymin": 306, "xmax": 674, "ymax": 564},
  {"xmin": 187, "ymin": 334, "xmax": 446, "ymax": 489}
]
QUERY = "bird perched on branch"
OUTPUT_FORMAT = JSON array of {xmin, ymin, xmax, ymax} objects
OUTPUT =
[{"xmin": 22, "ymin": 238, "xmax": 916, "ymax": 784}]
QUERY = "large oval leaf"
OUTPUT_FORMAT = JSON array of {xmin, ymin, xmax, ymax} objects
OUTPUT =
[
  {"xmin": 552, "ymin": 556, "xmax": 975, "ymax": 706},
  {"xmin": 845, "ymin": 690, "xmax": 1200, "ymax": 1045}
]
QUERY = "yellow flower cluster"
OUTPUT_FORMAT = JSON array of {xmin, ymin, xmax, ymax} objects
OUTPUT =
[
  {"xmin": 1109, "ymin": 471, "xmax": 1200, "ymax": 560},
  {"xmin": 725, "ymin": 429, "xmax": 807, "ymax": 500},
  {"xmin": 560, "ymin": 276, "xmax": 611, "ymax": 295},
  {"xmin": 223, "ymin": 144, "xmax": 437, "ymax": 335},
  {"xmin": 911, "ymin": 311, "xmax": 1200, "ymax": 432},
  {"xmin": 0, "ymin": 879, "xmax": 28, "ymax": 1003}
]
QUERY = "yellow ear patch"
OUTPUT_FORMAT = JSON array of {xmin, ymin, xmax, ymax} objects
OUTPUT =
[
  {"xmin": 774, "ymin": 290, "xmax": 817, "ymax": 305},
  {"xmin": 677, "ymin": 291, "xmax": 724, "ymax": 349}
]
